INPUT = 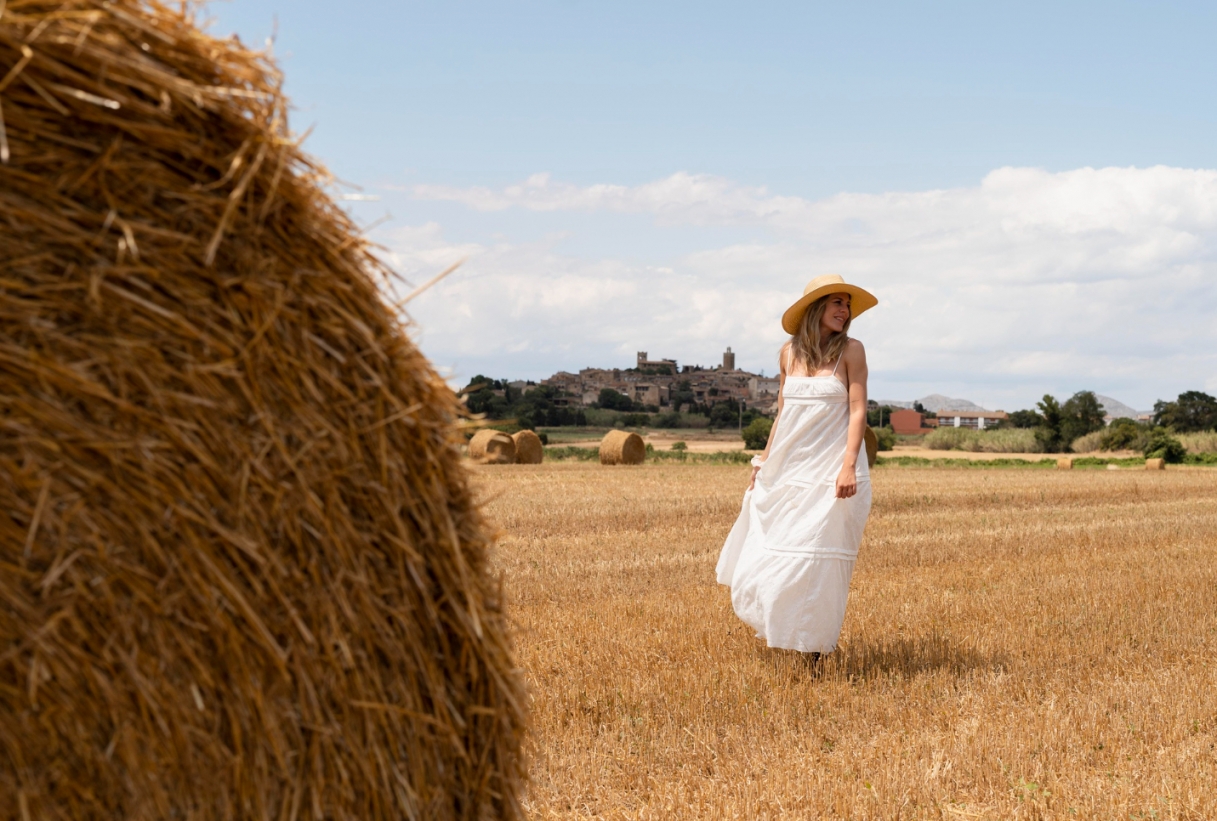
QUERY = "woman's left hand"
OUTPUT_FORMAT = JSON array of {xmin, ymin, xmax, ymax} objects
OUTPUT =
[{"xmin": 835, "ymin": 464, "xmax": 857, "ymax": 499}]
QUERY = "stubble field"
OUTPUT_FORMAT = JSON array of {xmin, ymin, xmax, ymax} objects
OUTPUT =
[{"xmin": 474, "ymin": 463, "xmax": 1217, "ymax": 820}]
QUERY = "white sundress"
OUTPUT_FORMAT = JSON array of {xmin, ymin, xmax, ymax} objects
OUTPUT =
[{"xmin": 715, "ymin": 360, "xmax": 873, "ymax": 653}]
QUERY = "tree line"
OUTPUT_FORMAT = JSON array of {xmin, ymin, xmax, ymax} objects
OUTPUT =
[
  {"xmin": 1006, "ymin": 390, "xmax": 1217, "ymax": 461},
  {"xmin": 461, "ymin": 377, "xmax": 588, "ymax": 428},
  {"xmin": 460, "ymin": 377, "xmax": 768, "ymax": 430}
]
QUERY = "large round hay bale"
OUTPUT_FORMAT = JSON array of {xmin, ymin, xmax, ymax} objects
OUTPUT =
[
  {"xmin": 600, "ymin": 430, "xmax": 646, "ymax": 465},
  {"xmin": 864, "ymin": 426, "xmax": 879, "ymax": 467},
  {"xmin": 469, "ymin": 430, "xmax": 517, "ymax": 463},
  {"xmin": 0, "ymin": 6, "xmax": 524, "ymax": 820},
  {"xmin": 512, "ymin": 430, "xmax": 544, "ymax": 464}
]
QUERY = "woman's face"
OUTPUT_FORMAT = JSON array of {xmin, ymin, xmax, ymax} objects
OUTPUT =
[{"xmin": 819, "ymin": 293, "xmax": 852, "ymax": 334}]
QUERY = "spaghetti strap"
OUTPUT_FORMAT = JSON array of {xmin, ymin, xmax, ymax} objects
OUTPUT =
[{"xmin": 831, "ymin": 355, "xmax": 842, "ymax": 377}]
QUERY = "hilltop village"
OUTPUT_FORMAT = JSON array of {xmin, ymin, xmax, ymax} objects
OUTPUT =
[{"xmin": 539, "ymin": 349, "xmax": 779, "ymax": 414}]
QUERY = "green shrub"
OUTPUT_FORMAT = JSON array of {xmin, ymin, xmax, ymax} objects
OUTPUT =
[
  {"xmin": 653, "ymin": 412, "xmax": 682, "ymax": 429},
  {"xmin": 544, "ymin": 446, "xmax": 600, "ymax": 462},
  {"xmin": 1100, "ymin": 418, "xmax": 1149, "ymax": 451},
  {"xmin": 742, "ymin": 417, "xmax": 773, "ymax": 450},
  {"xmin": 875, "ymin": 426, "xmax": 896, "ymax": 451},
  {"xmin": 1069, "ymin": 430, "xmax": 1104, "ymax": 453},
  {"xmin": 1143, "ymin": 429, "xmax": 1186, "ymax": 463},
  {"xmin": 645, "ymin": 449, "xmax": 753, "ymax": 465},
  {"xmin": 924, "ymin": 427, "xmax": 1041, "ymax": 453},
  {"xmin": 671, "ymin": 441, "xmax": 688, "ymax": 451}
]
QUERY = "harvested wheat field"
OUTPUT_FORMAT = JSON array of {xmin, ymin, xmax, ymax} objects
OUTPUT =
[{"xmin": 475, "ymin": 464, "xmax": 1217, "ymax": 819}]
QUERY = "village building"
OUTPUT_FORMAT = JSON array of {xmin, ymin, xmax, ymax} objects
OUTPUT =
[
  {"xmin": 889, "ymin": 409, "xmax": 940, "ymax": 435},
  {"xmin": 636, "ymin": 351, "xmax": 678, "ymax": 373},
  {"xmin": 749, "ymin": 376, "xmax": 780, "ymax": 399},
  {"xmin": 935, "ymin": 410, "xmax": 1009, "ymax": 430},
  {"xmin": 538, "ymin": 347, "xmax": 782, "ymax": 410}
]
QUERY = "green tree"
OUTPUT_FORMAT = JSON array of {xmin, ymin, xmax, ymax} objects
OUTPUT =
[
  {"xmin": 1143, "ymin": 429, "xmax": 1186, "ymax": 463},
  {"xmin": 671, "ymin": 380, "xmax": 696, "ymax": 413},
  {"xmin": 867, "ymin": 404, "xmax": 898, "ymax": 428},
  {"xmin": 1008, "ymin": 409, "xmax": 1042, "ymax": 429},
  {"xmin": 1034, "ymin": 394, "xmax": 1065, "ymax": 453},
  {"xmin": 1100, "ymin": 417, "xmax": 1148, "ymax": 451},
  {"xmin": 653, "ymin": 412, "xmax": 682, "ymax": 429},
  {"xmin": 710, "ymin": 399, "xmax": 741, "ymax": 428},
  {"xmin": 742, "ymin": 417, "xmax": 773, "ymax": 450},
  {"xmin": 1153, "ymin": 391, "xmax": 1217, "ymax": 432},
  {"xmin": 1060, "ymin": 390, "xmax": 1107, "ymax": 446},
  {"xmin": 597, "ymin": 388, "xmax": 635, "ymax": 411}
]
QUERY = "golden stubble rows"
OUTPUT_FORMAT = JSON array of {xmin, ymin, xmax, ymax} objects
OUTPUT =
[{"xmin": 474, "ymin": 464, "xmax": 1217, "ymax": 820}]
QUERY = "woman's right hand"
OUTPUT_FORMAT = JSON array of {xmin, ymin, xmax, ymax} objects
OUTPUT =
[{"xmin": 748, "ymin": 464, "xmax": 761, "ymax": 490}]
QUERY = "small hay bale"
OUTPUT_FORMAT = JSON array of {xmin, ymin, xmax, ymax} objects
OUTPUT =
[
  {"xmin": 470, "ymin": 430, "xmax": 518, "ymax": 464},
  {"xmin": 0, "ymin": 5, "xmax": 525, "ymax": 820},
  {"xmin": 864, "ymin": 426, "xmax": 879, "ymax": 467},
  {"xmin": 1146, "ymin": 457, "xmax": 1166, "ymax": 470},
  {"xmin": 1057, "ymin": 457, "xmax": 1074, "ymax": 470},
  {"xmin": 512, "ymin": 430, "xmax": 544, "ymax": 464},
  {"xmin": 600, "ymin": 430, "xmax": 646, "ymax": 465}
]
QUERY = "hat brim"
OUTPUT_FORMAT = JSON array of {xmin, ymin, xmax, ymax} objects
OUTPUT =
[{"xmin": 781, "ymin": 284, "xmax": 878, "ymax": 335}]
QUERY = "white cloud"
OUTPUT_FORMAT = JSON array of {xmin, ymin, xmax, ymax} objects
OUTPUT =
[{"xmin": 395, "ymin": 167, "xmax": 1217, "ymax": 409}]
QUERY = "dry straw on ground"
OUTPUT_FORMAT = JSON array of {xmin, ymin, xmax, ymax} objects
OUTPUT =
[
  {"xmin": 476, "ymin": 463, "xmax": 1217, "ymax": 819},
  {"xmin": 470, "ymin": 430, "xmax": 517, "ymax": 464},
  {"xmin": 511, "ymin": 430, "xmax": 544, "ymax": 464},
  {"xmin": 599, "ymin": 430, "xmax": 645, "ymax": 465},
  {"xmin": 0, "ymin": 3, "xmax": 524, "ymax": 819}
]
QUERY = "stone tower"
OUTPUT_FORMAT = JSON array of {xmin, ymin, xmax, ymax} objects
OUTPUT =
[{"xmin": 723, "ymin": 347, "xmax": 735, "ymax": 370}]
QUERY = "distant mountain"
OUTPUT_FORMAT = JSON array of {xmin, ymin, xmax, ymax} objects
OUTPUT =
[
  {"xmin": 1094, "ymin": 394, "xmax": 1145, "ymax": 420},
  {"xmin": 873, "ymin": 394, "xmax": 986, "ymax": 412},
  {"xmin": 916, "ymin": 394, "xmax": 985, "ymax": 412},
  {"xmin": 876, "ymin": 393, "xmax": 1148, "ymax": 418}
]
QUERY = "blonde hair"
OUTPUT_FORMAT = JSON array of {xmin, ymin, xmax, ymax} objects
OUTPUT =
[{"xmin": 788, "ymin": 294, "xmax": 851, "ymax": 374}]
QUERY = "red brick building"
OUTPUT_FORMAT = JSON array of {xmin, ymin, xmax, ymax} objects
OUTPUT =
[{"xmin": 890, "ymin": 409, "xmax": 939, "ymax": 435}]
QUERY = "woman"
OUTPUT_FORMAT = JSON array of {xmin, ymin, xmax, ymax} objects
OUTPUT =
[{"xmin": 716, "ymin": 274, "xmax": 876, "ymax": 655}]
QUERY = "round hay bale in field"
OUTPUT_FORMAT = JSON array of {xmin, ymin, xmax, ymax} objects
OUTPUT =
[
  {"xmin": 1146, "ymin": 457, "xmax": 1166, "ymax": 470},
  {"xmin": 512, "ymin": 430, "xmax": 544, "ymax": 464},
  {"xmin": 1057, "ymin": 457, "xmax": 1075, "ymax": 470},
  {"xmin": 470, "ymin": 430, "xmax": 517, "ymax": 464},
  {"xmin": 0, "ymin": 6, "xmax": 524, "ymax": 820},
  {"xmin": 864, "ymin": 426, "xmax": 879, "ymax": 467},
  {"xmin": 600, "ymin": 430, "xmax": 646, "ymax": 465}
]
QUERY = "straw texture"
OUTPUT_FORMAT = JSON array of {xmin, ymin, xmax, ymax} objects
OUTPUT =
[
  {"xmin": 511, "ymin": 431, "xmax": 543, "ymax": 465},
  {"xmin": 599, "ymin": 430, "xmax": 645, "ymax": 465},
  {"xmin": 863, "ymin": 426, "xmax": 878, "ymax": 468},
  {"xmin": 469, "ymin": 430, "xmax": 516, "ymax": 464},
  {"xmin": 0, "ymin": 3, "xmax": 525, "ymax": 819},
  {"xmin": 1145, "ymin": 458, "xmax": 1165, "ymax": 470}
]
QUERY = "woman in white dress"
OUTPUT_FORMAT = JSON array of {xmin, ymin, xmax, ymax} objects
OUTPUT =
[{"xmin": 716, "ymin": 274, "xmax": 876, "ymax": 655}]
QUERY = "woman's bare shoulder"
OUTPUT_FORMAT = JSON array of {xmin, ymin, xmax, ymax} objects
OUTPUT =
[
  {"xmin": 778, "ymin": 341, "xmax": 793, "ymax": 373},
  {"xmin": 844, "ymin": 337, "xmax": 866, "ymax": 357}
]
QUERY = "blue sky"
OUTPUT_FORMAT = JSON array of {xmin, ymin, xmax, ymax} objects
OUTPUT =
[{"xmin": 210, "ymin": 1, "xmax": 1217, "ymax": 410}]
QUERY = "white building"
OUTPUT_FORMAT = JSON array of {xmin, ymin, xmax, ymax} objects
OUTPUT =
[{"xmin": 937, "ymin": 411, "xmax": 1009, "ymax": 430}]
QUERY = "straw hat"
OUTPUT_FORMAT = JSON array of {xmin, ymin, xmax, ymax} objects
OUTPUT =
[{"xmin": 781, "ymin": 274, "xmax": 878, "ymax": 335}]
